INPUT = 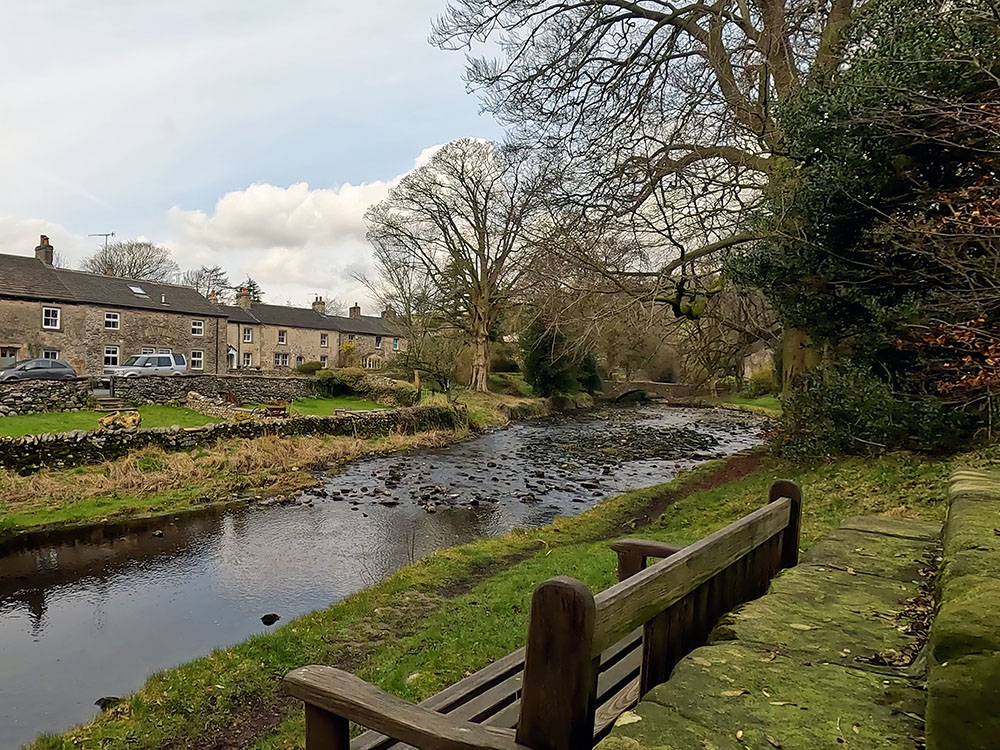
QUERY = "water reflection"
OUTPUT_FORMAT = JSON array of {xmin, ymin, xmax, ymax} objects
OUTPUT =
[{"xmin": 0, "ymin": 406, "xmax": 765, "ymax": 748}]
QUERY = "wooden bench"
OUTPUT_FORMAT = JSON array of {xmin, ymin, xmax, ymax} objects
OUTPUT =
[
  {"xmin": 284, "ymin": 480, "xmax": 802, "ymax": 750},
  {"xmin": 264, "ymin": 401, "xmax": 290, "ymax": 418}
]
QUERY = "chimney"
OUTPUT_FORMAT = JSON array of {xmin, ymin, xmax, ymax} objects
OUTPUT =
[
  {"xmin": 349, "ymin": 303, "xmax": 361, "ymax": 319},
  {"xmin": 236, "ymin": 287, "xmax": 252, "ymax": 310},
  {"xmin": 312, "ymin": 296, "xmax": 326, "ymax": 313},
  {"xmin": 381, "ymin": 307, "xmax": 396, "ymax": 320},
  {"xmin": 34, "ymin": 235, "xmax": 54, "ymax": 266},
  {"xmin": 206, "ymin": 289, "xmax": 219, "ymax": 304}
]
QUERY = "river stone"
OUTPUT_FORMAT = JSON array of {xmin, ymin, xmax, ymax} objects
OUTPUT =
[
  {"xmin": 597, "ymin": 642, "xmax": 924, "ymax": 750},
  {"xmin": 712, "ymin": 565, "xmax": 919, "ymax": 663},
  {"xmin": 802, "ymin": 527, "xmax": 934, "ymax": 581}
]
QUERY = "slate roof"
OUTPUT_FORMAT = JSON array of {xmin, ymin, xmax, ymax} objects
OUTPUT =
[
  {"xmin": 0, "ymin": 253, "xmax": 226, "ymax": 317},
  {"xmin": 220, "ymin": 301, "xmax": 403, "ymax": 337}
]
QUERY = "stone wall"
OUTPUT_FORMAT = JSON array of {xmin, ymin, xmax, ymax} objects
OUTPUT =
[
  {"xmin": 926, "ymin": 469, "xmax": 1000, "ymax": 750},
  {"xmin": 0, "ymin": 378, "xmax": 93, "ymax": 417},
  {"xmin": 0, "ymin": 406, "xmax": 464, "ymax": 474},
  {"xmin": 113, "ymin": 373, "xmax": 316, "ymax": 405}
]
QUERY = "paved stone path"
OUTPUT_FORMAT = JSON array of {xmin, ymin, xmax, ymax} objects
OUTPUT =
[{"xmin": 599, "ymin": 516, "xmax": 939, "ymax": 750}]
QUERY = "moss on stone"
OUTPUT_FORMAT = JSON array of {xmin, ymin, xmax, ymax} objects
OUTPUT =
[
  {"xmin": 926, "ymin": 653, "xmax": 1000, "ymax": 750},
  {"xmin": 712, "ymin": 564, "xmax": 918, "ymax": 662},
  {"xmin": 598, "ymin": 642, "xmax": 923, "ymax": 750},
  {"xmin": 931, "ymin": 575, "xmax": 1000, "ymax": 662},
  {"xmin": 803, "ymin": 527, "xmax": 934, "ymax": 581}
]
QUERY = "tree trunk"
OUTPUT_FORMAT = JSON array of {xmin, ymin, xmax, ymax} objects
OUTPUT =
[
  {"xmin": 781, "ymin": 326, "xmax": 821, "ymax": 397},
  {"xmin": 469, "ymin": 328, "xmax": 490, "ymax": 393}
]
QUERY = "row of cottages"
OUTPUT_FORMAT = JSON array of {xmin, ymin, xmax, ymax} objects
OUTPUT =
[
  {"xmin": 218, "ymin": 290, "xmax": 404, "ymax": 371},
  {"xmin": 0, "ymin": 236, "xmax": 405, "ymax": 377}
]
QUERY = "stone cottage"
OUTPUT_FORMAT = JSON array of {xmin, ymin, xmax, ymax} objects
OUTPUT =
[
  {"xmin": 0, "ymin": 237, "xmax": 227, "ymax": 376},
  {"xmin": 220, "ymin": 291, "xmax": 405, "ymax": 371}
]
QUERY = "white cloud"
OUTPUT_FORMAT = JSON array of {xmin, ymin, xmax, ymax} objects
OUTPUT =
[
  {"xmin": 0, "ymin": 217, "xmax": 90, "ymax": 265},
  {"xmin": 164, "ymin": 144, "xmax": 448, "ymax": 309}
]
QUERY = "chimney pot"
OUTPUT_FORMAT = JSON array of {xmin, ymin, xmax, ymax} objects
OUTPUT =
[
  {"xmin": 311, "ymin": 296, "xmax": 326, "ymax": 314},
  {"xmin": 349, "ymin": 303, "xmax": 361, "ymax": 319},
  {"xmin": 236, "ymin": 287, "xmax": 252, "ymax": 310}
]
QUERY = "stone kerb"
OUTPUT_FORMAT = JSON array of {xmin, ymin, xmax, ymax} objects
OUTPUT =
[{"xmin": 0, "ymin": 378, "xmax": 94, "ymax": 417}]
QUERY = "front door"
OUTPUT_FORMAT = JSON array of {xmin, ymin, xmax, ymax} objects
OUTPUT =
[{"xmin": 0, "ymin": 347, "xmax": 18, "ymax": 368}]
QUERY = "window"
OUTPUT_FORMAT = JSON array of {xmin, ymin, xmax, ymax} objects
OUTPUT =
[
  {"xmin": 140, "ymin": 347, "xmax": 155, "ymax": 354},
  {"xmin": 190, "ymin": 350, "xmax": 204, "ymax": 370},
  {"xmin": 104, "ymin": 346, "xmax": 120, "ymax": 367},
  {"xmin": 278, "ymin": 330, "xmax": 287, "ymax": 344},
  {"xmin": 242, "ymin": 352, "xmax": 253, "ymax": 368},
  {"xmin": 319, "ymin": 355, "xmax": 328, "ymax": 367},
  {"xmin": 128, "ymin": 284, "xmax": 148, "ymax": 297},
  {"xmin": 158, "ymin": 348, "xmax": 171, "ymax": 353},
  {"xmin": 156, "ymin": 356, "xmax": 172, "ymax": 367},
  {"xmin": 104, "ymin": 312, "xmax": 120, "ymax": 330},
  {"xmin": 42, "ymin": 349, "xmax": 60, "ymax": 360},
  {"xmin": 243, "ymin": 327, "xmax": 253, "ymax": 343},
  {"xmin": 392, "ymin": 338, "xmax": 400, "ymax": 351},
  {"xmin": 348, "ymin": 334, "xmax": 355, "ymax": 342},
  {"xmin": 274, "ymin": 352, "xmax": 289, "ymax": 368},
  {"xmin": 42, "ymin": 307, "xmax": 60, "ymax": 329},
  {"xmin": 375, "ymin": 336, "xmax": 382, "ymax": 349},
  {"xmin": 191, "ymin": 320, "xmax": 204, "ymax": 336},
  {"xmin": 320, "ymin": 333, "xmax": 328, "ymax": 347},
  {"xmin": 172, "ymin": 353, "xmax": 186, "ymax": 366}
]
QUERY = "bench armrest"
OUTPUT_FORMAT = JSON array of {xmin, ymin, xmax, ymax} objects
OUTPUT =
[
  {"xmin": 610, "ymin": 539, "xmax": 684, "ymax": 581},
  {"xmin": 285, "ymin": 666, "xmax": 530, "ymax": 750}
]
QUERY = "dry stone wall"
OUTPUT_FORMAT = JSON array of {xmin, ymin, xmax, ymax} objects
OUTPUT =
[
  {"xmin": 113, "ymin": 374, "xmax": 315, "ymax": 405},
  {"xmin": 0, "ymin": 379, "xmax": 94, "ymax": 417},
  {"xmin": 0, "ymin": 406, "xmax": 464, "ymax": 474}
]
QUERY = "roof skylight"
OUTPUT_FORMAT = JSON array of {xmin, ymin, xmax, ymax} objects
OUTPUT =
[{"xmin": 129, "ymin": 284, "xmax": 148, "ymax": 297}]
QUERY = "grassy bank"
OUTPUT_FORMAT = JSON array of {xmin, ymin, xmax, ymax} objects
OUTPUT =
[
  {"xmin": 0, "ymin": 405, "xmax": 218, "ymax": 438},
  {"xmin": 706, "ymin": 394, "xmax": 782, "ymax": 417},
  {"xmin": 33, "ymin": 442, "xmax": 1000, "ymax": 750}
]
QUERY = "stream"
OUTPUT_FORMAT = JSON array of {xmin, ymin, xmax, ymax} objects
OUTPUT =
[{"xmin": 0, "ymin": 405, "xmax": 767, "ymax": 748}]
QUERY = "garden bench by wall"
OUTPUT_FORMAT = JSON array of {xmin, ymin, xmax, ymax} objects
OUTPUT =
[{"xmin": 283, "ymin": 480, "xmax": 802, "ymax": 750}]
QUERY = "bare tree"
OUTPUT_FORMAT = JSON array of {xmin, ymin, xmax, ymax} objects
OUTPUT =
[
  {"xmin": 81, "ymin": 240, "xmax": 179, "ymax": 282},
  {"xmin": 433, "ymin": 0, "xmax": 861, "ymax": 379},
  {"xmin": 181, "ymin": 265, "xmax": 231, "ymax": 298},
  {"xmin": 365, "ymin": 139, "xmax": 543, "ymax": 391},
  {"xmin": 322, "ymin": 295, "xmax": 347, "ymax": 316}
]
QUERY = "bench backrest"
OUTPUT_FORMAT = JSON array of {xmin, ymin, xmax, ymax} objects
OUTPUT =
[{"xmin": 516, "ymin": 480, "xmax": 802, "ymax": 750}]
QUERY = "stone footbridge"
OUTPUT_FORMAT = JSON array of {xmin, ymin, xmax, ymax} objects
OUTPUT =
[{"xmin": 603, "ymin": 380, "xmax": 710, "ymax": 401}]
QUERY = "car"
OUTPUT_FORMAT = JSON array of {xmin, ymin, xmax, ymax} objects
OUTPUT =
[
  {"xmin": 110, "ymin": 353, "xmax": 188, "ymax": 377},
  {"xmin": 0, "ymin": 358, "xmax": 78, "ymax": 381}
]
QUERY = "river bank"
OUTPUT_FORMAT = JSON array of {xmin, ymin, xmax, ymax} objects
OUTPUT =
[
  {"xmin": 0, "ymin": 391, "xmax": 551, "ymax": 543},
  {"xmin": 26, "ymin": 437, "xmax": 993, "ymax": 750}
]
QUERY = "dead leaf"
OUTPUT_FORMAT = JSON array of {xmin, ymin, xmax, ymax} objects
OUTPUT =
[
  {"xmin": 723, "ymin": 689, "xmax": 750, "ymax": 697},
  {"xmin": 770, "ymin": 701, "xmax": 797, "ymax": 706},
  {"xmin": 736, "ymin": 730, "xmax": 744, "ymax": 740},
  {"xmin": 789, "ymin": 623, "xmax": 813, "ymax": 631},
  {"xmin": 852, "ymin": 724, "xmax": 860, "ymax": 735},
  {"xmin": 767, "ymin": 737, "xmax": 783, "ymax": 748},
  {"xmin": 847, "ymin": 566, "xmax": 856, "ymax": 575}
]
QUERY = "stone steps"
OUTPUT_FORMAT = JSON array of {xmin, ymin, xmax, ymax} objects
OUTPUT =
[{"xmin": 94, "ymin": 397, "xmax": 127, "ymax": 412}]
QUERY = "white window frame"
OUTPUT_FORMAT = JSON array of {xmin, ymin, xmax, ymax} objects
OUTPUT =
[
  {"xmin": 42, "ymin": 349, "xmax": 60, "ymax": 360},
  {"xmin": 190, "ymin": 350, "xmax": 204, "ymax": 370},
  {"xmin": 104, "ymin": 312, "xmax": 120, "ymax": 330},
  {"xmin": 319, "ymin": 355, "xmax": 328, "ymax": 367},
  {"xmin": 42, "ymin": 307, "xmax": 60, "ymax": 330},
  {"xmin": 320, "ymin": 333, "xmax": 328, "ymax": 347},
  {"xmin": 191, "ymin": 319, "xmax": 205, "ymax": 337},
  {"xmin": 242, "ymin": 352, "xmax": 253, "ymax": 368},
  {"xmin": 104, "ymin": 346, "xmax": 120, "ymax": 367},
  {"xmin": 277, "ymin": 329, "xmax": 287, "ymax": 344},
  {"xmin": 140, "ymin": 347, "xmax": 155, "ymax": 355},
  {"xmin": 274, "ymin": 352, "xmax": 289, "ymax": 368},
  {"xmin": 392, "ymin": 338, "xmax": 400, "ymax": 351},
  {"xmin": 348, "ymin": 333, "xmax": 355, "ymax": 342},
  {"xmin": 375, "ymin": 336, "xmax": 382, "ymax": 349},
  {"xmin": 243, "ymin": 327, "xmax": 253, "ymax": 343}
]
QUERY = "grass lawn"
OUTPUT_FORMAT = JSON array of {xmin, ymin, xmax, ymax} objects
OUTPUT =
[
  {"xmin": 32, "ymin": 442, "xmax": 1000, "ymax": 750},
  {"xmin": 290, "ymin": 396, "xmax": 385, "ymax": 414},
  {"xmin": 0, "ymin": 404, "xmax": 218, "ymax": 438},
  {"xmin": 708, "ymin": 394, "xmax": 782, "ymax": 417}
]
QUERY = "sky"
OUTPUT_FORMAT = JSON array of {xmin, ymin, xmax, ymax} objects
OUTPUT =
[{"xmin": 0, "ymin": 0, "xmax": 504, "ymax": 310}]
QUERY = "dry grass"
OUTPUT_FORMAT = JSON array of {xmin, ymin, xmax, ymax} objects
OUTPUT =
[{"xmin": 0, "ymin": 430, "xmax": 457, "ymax": 523}]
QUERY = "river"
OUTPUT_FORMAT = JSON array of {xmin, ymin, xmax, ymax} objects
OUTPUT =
[{"xmin": 0, "ymin": 405, "xmax": 766, "ymax": 748}]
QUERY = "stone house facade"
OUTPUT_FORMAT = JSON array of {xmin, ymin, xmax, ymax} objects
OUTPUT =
[
  {"xmin": 0, "ymin": 238, "xmax": 227, "ymax": 376},
  {"xmin": 0, "ymin": 237, "xmax": 406, "ymax": 378},
  {"xmin": 220, "ymin": 292, "xmax": 405, "ymax": 373}
]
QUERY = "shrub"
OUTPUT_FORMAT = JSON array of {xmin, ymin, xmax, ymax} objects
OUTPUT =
[
  {"xmin": 487, "ymin": 373, "xmax": 534, "ymax": 397},
  {"xmin": 521, "ymin": 318, "xmax": 602, "ymax": 397},
  {"xmin": 743, "ymin": 369, "xmax": 777, "ymax": 398},
  {"xmin": 296, "ymin": 361, "xmax": 324, "ymax": 375},
  {"xmin": 312, "ymin": 369, "xmax": 419, "ymax": 406},
  {"xmin": 656, "ymin": 367, "xmax": 676, "ymax": 384},
  {"xmin": 778, "ymin": 361, "xmax": 980, "ymax": 458},
  {"xmin": 490, "ymin": 353, "xmax": 521, "ymax": 373}
]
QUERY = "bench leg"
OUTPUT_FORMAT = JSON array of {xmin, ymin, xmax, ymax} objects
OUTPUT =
[{"xmin": 306, "ymin": 704, "xmax": 350, "ymax": 750}]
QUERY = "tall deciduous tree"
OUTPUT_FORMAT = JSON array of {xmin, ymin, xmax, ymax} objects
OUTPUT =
[
  {"xmin": 181, "ymin": 265, "xmax": 231, "ymax": 298},
  {"xmin": 365, "ymin": 138, "xmax": 542, "ymax": 392},
  {"xmin": 81, "ymin": 240, "xmax": 179, "ymax": 282},
  {"xmin": 433, "ymin": 0, "xmax": 862, "ymax": 385}
]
